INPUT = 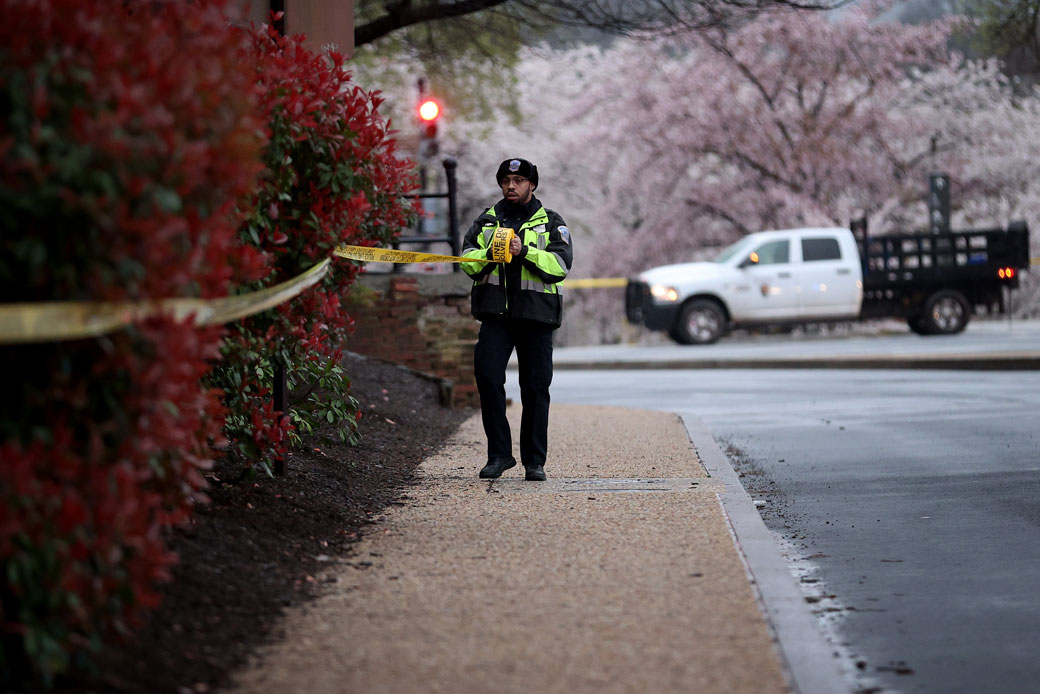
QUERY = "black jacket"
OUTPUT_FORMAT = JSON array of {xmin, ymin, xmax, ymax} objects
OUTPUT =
[{"xmin": 461, "ymin": 196, "xmax": 572, "ymax": 328}]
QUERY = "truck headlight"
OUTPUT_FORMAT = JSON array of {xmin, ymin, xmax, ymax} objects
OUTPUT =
[{"xmin": 650, "ymin": 284, "xmax": 679, "ymax": 302}]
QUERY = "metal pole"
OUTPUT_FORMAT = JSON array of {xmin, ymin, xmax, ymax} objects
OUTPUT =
[
  {"xmin": 1002, "ymin": 283, "xmax": 1010, "ymax": 330},
  {"xmin": 269, "ymin": 0, "xmax": 285, "ymax": 35},
  {"xmin": 271, "ymin": 1, "xmax": 287, "ymax": 475},
  {"xmin": 273, "ymin": 362, "xmax": 287, "ymax": 476},
  {"xmin": 444, "ymin": 157, "xmax": 459, "ymax": 268}
]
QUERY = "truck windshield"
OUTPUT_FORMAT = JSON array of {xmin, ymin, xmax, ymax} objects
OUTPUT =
[{"xmin": 712, "ymin": 237, "xmax": 754, "ymax": 264}]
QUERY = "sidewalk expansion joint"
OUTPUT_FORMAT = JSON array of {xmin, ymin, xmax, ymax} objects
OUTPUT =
[{"xmin": 483, "ymin": 477, "xmax": 723, "ymax": 494}]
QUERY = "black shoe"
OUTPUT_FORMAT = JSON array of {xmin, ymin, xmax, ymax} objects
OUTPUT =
[
  {"xmin": 479, "ymin": 457, "xmax": 516, "ymax": 479},
  {"xmin": 524, "ymin": 465, "xmax": 546, "ymax": 481}
]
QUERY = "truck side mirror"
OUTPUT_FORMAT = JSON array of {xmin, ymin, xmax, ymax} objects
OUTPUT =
[{"xmin": 739, "ymin": 252, "xmax": 760, "ymax": 268}]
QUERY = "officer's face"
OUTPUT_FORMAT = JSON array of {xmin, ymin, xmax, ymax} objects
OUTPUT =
[{"xmin": 500, "ymin": 175, "xmax": 534, "ymax": 204}]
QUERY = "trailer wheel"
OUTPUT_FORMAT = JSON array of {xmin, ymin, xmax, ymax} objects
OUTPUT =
[
  {"xmin": 921, "ymin": 289, "xmax": 970, "ymax": 335},
  {"xmin": 673, "ymin": 299, "xmax": 726, "ymax": 345}
]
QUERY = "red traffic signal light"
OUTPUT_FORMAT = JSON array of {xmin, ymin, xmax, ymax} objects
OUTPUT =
[
  {"xmin": 418, "ymin": 98, "xmax": 440, "ymax": 122},
  {"xmin": 418, "ymin": 98, "xmax": 440, "ymax": 140}
]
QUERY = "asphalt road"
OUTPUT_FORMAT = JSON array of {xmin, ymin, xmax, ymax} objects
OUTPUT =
[
  {"xmin": 508, "ymin": 321, "xmax": 1040, "ymax": 693},
  {"xmin": 699, "ymin": 370, "xmax": 1040, "ymax": 694}
]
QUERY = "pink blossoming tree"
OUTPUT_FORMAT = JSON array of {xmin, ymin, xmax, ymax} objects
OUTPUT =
[
  {"xmin": 450, "ymin": 6, "xmax": 1040, "ymax": 340},
  {"xmin": 436, "ymin": 4, "xmax": 1040, "ymax": 340}
]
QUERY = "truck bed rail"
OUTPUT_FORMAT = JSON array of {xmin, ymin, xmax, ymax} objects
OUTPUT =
[{"xmin": 859, "ymin": 221, "xmax": 1029, "ymax": 289}]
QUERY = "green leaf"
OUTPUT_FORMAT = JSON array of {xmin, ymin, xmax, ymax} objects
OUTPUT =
[
  {"xmin": 153, "ymin": 187, "xmax": 182, "ymax": 213},
  {"xmin": 6, "ymin": 558, "xmax": 20, "ymax": 585}
]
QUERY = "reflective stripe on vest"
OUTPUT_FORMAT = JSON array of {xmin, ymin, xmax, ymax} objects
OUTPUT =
[{"xmin": 522, "ymin": 278, "xmax": 551, "ymax": 293}]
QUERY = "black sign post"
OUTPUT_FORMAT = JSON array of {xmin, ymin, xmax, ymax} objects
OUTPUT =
[{"xmin": 928, "ymin": 173, "xmax": 951, "ymax": 234}]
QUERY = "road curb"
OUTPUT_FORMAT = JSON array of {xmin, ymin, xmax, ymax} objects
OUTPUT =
[
  {"xmin": 681, "ymin": 415, "xmax": 851, "ymax": 694},
  {"xmin": 548, "ymin": 354, "xmax": 1040, "ymax": 371}
]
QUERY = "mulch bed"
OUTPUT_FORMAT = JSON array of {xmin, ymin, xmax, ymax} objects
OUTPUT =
[{"xmin": 47, "ymin": 352, "xmax": 475, "ymax": 694}]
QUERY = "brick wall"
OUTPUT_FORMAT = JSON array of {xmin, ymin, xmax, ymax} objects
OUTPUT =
[{"xmin": 343, "ymin": 272, "xmax": 479, "ymax": 408}]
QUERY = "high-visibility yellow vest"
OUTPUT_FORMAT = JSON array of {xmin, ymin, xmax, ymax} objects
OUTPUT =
[{"xmin": 460, "ymin": 204, "xmax": 571, "ymax": 326}]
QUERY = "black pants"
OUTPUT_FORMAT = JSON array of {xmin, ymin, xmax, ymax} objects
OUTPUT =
[{"xmin": 473, "ymin": 318, "xmax": 554, "ymax": 467}]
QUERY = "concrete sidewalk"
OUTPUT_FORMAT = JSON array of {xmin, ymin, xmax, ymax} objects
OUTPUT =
[{"xmin": 229, "ymin": 405, "xmax": 841, "ymax": 694}]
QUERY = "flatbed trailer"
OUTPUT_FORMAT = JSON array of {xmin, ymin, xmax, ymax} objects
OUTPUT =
[{"xmin": 857, "ymin": 221, "xmax": 1030, "ymax": 334}]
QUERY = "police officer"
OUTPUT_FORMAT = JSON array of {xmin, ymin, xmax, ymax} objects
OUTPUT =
[{"xmin": 460, "ymin": 158, "xmax": 573, "ymax": 481}]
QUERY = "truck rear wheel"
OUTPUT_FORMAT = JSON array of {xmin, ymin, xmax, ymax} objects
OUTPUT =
[
  {"xmin": 921, "ymin": 289, "xmax": 970, "ymax": 335},
  {"xmin": 673, "ymin": 299, "xmax": 726, "ymax": 345}
]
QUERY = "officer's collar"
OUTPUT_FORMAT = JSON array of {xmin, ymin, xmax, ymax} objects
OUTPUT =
[{"xmin": 498, "ymin": 196, "xmax": 540, "ymax": 218}]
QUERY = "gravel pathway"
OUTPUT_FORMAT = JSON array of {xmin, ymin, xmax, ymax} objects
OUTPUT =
[{"xmin": 228, "ymin": 405, "xmax": 788, "ymax": 694}]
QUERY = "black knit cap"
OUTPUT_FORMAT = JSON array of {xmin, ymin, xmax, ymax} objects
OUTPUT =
[{"xmin": 496, "ymin": 158, "xmax": 538, "ymax": 188}]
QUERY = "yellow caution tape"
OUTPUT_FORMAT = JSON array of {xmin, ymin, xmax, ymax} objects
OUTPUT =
[
  {"xmin": 1, "ymin": 228, "xmax": 524, "ymax": 345},
  {"xmin": 335, "ymin": 230, "xmax": 515, "ymax": 266},
  {"xmin": 566, "ymin": 277, "xmax": 628, "ymax": 289},
  {"xmin": 489, "ymin": 227, "xmax": 515, "ymax": 263},
  {"xmin": 337, "ymin": 240, "xmax": 631, "ymax": 289},
  {"xmin": 202, "ymin": 258, "xmax": 330, "ymax": 324},
  {"xmin": 0, "ymin": 258, "xmax": 330, "ymax": 345},
  {"xmin": 335, "ymin": 244, "xmax": 499, "ymax": 265}
]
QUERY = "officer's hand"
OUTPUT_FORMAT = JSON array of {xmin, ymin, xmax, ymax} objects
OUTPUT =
[{"xmin": 509, "ymin": 235, "xmax": 523, "ymax": 257}]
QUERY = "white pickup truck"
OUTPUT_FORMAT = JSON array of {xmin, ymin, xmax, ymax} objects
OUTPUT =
[{"xmin": 624, "ymin": 223, "xmax": 1030, "ymax": 344}]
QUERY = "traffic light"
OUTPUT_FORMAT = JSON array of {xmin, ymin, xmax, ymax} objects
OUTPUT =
[{"xmin": 418, "ymin": 98, "xmax": 440, "ymax": 140}]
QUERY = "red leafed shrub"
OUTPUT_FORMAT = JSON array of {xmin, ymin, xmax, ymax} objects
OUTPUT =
[
  {"xmin": 0, "ymin": 0, "xmax": 263, "ymax": 683},
  {"xmin": 210, "ymin": 23, "xmax": 419, "ymax": 468},
  {"xmin": 0, "ymin": 0, "xmax": 419, "ymax": 684}
]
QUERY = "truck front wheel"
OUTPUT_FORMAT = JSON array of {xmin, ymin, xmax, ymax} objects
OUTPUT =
[
  {"xmin": 673, "ymin": 299, "xmax": 726, "ymax": 345},
  {"xmin": 920, "ymin": 289, "xmax": 970, "ymax": 335},
  {"xmin": 907, "ymin": 316, "xmax": 932, "ymax": 335}
]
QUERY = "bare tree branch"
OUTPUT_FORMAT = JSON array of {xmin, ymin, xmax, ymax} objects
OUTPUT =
[
  {"xmin": 355, "ymin": 0, "xmax": 850, "ymax": 47},
  {"xmin": 682, "ymin": 197, "xmax": 753, "ymax": 235},
  {"xmin": 356, "ymin": 0, "xmax": 510, "ymax": 46}
]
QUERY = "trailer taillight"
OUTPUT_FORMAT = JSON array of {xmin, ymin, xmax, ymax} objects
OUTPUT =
[{"xmin": 998, "ymin": 267, "xmax": 1016, "ymax": 279}]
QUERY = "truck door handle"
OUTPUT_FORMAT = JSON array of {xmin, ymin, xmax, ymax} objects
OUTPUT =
[
  {"xmin": 777, "ymin": 272, "xmax": 791, "ymax": 278},
  {"xmin": 836, "ymin": 268, "xmax": 851, "ymax": 275}
]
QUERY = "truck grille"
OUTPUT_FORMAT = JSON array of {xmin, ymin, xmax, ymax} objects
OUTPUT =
[{"xmin": 625, "ymin": 280, "xmax": 646, "ymax": 324}]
